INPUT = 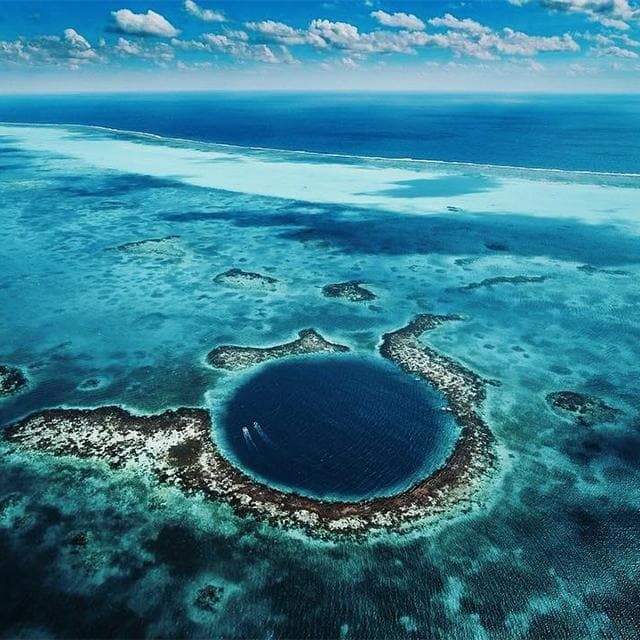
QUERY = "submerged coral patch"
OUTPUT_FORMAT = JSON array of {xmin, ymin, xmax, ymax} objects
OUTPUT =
[
  {"xmin": 460, "ymin": 275, "xmax": 546, "ymax": 291},
  {"xmin": 4, "ymin": 315, "xmax": 496, "ymax": 536},
  {"xmin": 546, "ymin": 391, "xmax": 619, "ymax": 426},
  {"xmin": 193, "ymin": 584, "xmax": 224, "ymax": 612},
  {"xmin": 0, "ymin": 365, "xmax": 27, "ymax": 396},
  {"xmin": 213, "ymin": 268, "xmax": 279, "ymax": 291},
  {"xmin": 321, "ymin": 281, "xmax": 376, "ymax": 302}
]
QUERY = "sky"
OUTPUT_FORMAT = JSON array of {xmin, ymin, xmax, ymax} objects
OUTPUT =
[{"xmin": 0, "ymin": 0, "xmax": 639, "ymax": 92}]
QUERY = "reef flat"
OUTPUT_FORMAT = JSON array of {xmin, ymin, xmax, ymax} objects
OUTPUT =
[
  {"xmin": 213, "ymin": 268, "xmax": 279, "ymax": 291},
  {"xmin": 5, "ymin": 315, "xmax": 495, "ymax": 536},
  {"xmin": 546, "ymin": 390, "xmax": 619, "ymax": 426},
  {"xmin": 0, "ymin": 365, "xmax": 27, "ymax": 396},
  {"xmin": 460, "ymin": 275, "xmax": 546, "ymax": 290},
  {"xmin": 115, "ymin": 235, "xmax": 186, "ymax": 257},
  {"xmin": 321, "ymin": 280, "xmax": 376, "ymax": 302},
  {"xmin": 207, "ymin": 329, "xmax": 349, "ymax": 371}
]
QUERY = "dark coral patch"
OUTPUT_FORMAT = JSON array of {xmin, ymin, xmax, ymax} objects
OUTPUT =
[
  {"xmin": 546, "ymin": 391, "xmax": 619, "ymax": 426},
  {"xmin": 322, "ymin": 281, "xmax": 376, "ymax": 302},
  {"xmin": 0, "ymin": 365, "xmax": 27, "ymax": 396},
  {"xmin": 460, "ymin": 275, "xmax": 546, "ymax": 291},
  {"xmin": 193, "ymin": 584, "xmax": 224, "ymax": 612},
  {"xmin": 213, "ymin": 268, "xmax": 279, "ymax": 291}
]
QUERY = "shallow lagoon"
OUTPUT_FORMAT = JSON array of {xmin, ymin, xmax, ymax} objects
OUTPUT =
[{"xmin": 0, "ymin": 122, "xmax": 639, "ymax": 638}]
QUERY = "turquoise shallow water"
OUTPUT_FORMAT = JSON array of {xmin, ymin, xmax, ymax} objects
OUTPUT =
[{"xmin": 0, "ymin": 123, "xmax": 639, "ymax": 638}]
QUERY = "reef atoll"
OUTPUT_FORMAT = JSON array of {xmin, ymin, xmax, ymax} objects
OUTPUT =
[
  {"xmin": 207, "ymin": 329, "xmax": 349, "ymax": 371},
  {"xmin": 322, "ymin": 281, "xmax": 376, "ymax": 302},
  {"xmin": 213, "ymin": 268, "xmax": 279, "ymax": 291},
  {"xmin": 0, "ymin": 365, "xmax": 27, "ymax": 396},
  {"xmin": 4, "ymin": 315, "xmax": 496, "ymax": 536},
  {"xmin": 546, "ymin": 390, "xmax": 619, "ymax": 426}
]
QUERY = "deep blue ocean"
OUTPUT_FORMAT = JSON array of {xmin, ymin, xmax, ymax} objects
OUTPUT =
[
  {"xmin": 1, "ymin": 92, "xmax": 639, "ymax": 172},
  {"xmin": 220, "ymin": 356, "xmax": 457, "ymax": 501}
]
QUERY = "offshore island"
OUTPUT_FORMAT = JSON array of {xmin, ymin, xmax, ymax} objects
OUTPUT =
[{"xmin": 4, "ymin": 315, "xmax": 496, "ymax": 536}]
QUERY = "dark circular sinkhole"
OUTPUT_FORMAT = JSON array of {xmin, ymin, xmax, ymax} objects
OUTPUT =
[{"xmin": 217, "ymin": 355, "xmax": 459, "ymax": 502}]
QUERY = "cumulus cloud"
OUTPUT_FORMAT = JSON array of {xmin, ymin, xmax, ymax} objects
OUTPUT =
[
  {"xmin": 174, "ymin": 31, "xmax": 297, "ymax": 63},
  {"xmin": 244, "ymin": 20, "xmax": 324, "ymax": 46},
  {"xmin": 113, "ymin": 36, "xmax": 174, "ymax": 62},
  {"xmin": 307, "ymin": 19, "xmax": 435, "ymax": 53},
  {"xmin": 111, "ymin": 9, "xmax": 180, "ymax": 38},
  {"xmin": 300, "ymin": 15, "xmax": 578, "ymax": 58},
  {"xmin": 509, "ymin": 0, "xmax": 639, "ymax": 29},
  {"xmin": 428, "ymin": 13, "xmax": 491, "ymax": 35},
  {"xmin": 593, "ymin": 43, "xmax": 639, "ymax": 55},
  {"xmin": 239, "ymin": 14, "xmax": 581, "ymax": 60},
  {"xmin": 370, "ymin": 10, "xmax": 425, "ymax": 30},
  {"xmin": 488, "ymin": 28, "xmax": 579, "ymax": 55},
  {"xmin": 114, "ymin": 36, "xmax": 142, "ymax": 55},
  {"xmin": 581, "ymin": 30, "xmax": 640, "ymax": 46},
  {"xmin": 184, "ymin": 0, "xmax": 225, "ymax": 23},
  {"xmin": 0, "ymin": 28, "xmax": 100, "ymax": 69}
]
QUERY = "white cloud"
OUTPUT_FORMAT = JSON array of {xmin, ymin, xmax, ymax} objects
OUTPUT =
[
  {"xmin": 593, "ymin": 43, "xmax": 639, "ymax": 55},
  {"xmin": 225, "ymin": 30, "xmax": 249, "ymax": 42},
  {"xmin": 428, "ymin": 14, "xmax": 491, "ymax": 35},
  {"xmin": 244, "ymin": 20, "xmax": 322, "ymax": 46},
  {"xmin": 114, "ymin": 37, "xmax": 175, "ymax": 62},
  {"xmin": 115, "ymin": 36, "xmax": 142, "ymax": 55},
  {"xmin": 423, "ymin": 15, "xmax": 580, "ymax": 58},
  {"xmin": 619, "ymin": 32, "xmax": 640, "ymax": 45},
  {"xmin": 568, "ymin": 61, "xmax": 600, "ymax": 74},
  {"xmin": 184, "ymin": 31, "xmax": 298, "ymax": 63},
  {"xmin": 510, "ymin": 0, "xmax": 639, "ymax": 30},
  {"xmin": 0, "ymin": 28, "xmax": 100, "ymax": 69},
  {"xmin": 488, "ymin": 28, "xmax": 579, "ymax": 55},
  {"xmin": 527, "ymin": 59, "xmax": 545, "ymax": 70},
  {"xmin": 111, "ymin": 9, "xmax": 180, "ymax": 38},
  {"xmin": 184, "ymin": 0, "xmax": 225, "ymax": 23},
  {"xmin": 307, "ymin": 19, "xmax": 435, "ymax": 53},
  {"xmin": 370, "ymin": 10, "xmax": 425, "ymax": 31},
  {"xmin": 241, "ymin": 15, "xmax": 580, "ymax": 59},
  {"xmin": 176, "ymin": 60, "xmax": 213, "ymax": 70},
  {"xmin": 63, "ymin": 28, "xmax": 92, "ymax": 51}
]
